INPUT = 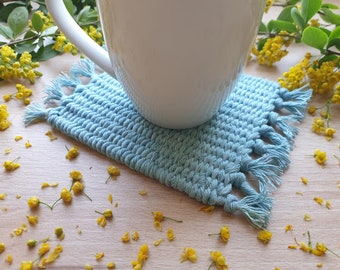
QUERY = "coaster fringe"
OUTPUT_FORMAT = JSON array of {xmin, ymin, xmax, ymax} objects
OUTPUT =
[
  {"xmin": 57, "ymin": 73, "xmax": 81, "ymax": 88},
  {"xmin": 241, "ymin": 156, "xmax": 283, "ymax": 192},
  {"xmin": 23, "ymin": 58, "xmax": 312, "ymax": 229},
  {"xmin": 253, "ymin": 139, "xmax": 290, "ymax": 169},
  {"xmin": 277, "ymin": 86, "xmax": 312, "ymax": 118},
  {"xmin": 23, "ymin": 102, "xmax": 49, "ymax": 126},
  {"xmin": 44, "ymin": 80, "xmax": 66, "ymax": 104},
  {"xmin": 268, "ymin": 112, "xmax": 298, "ymax": 142},
  {"xmin": 70, "ymin": 58, "xmax": 97, "ymax": 78},
  {"xmin": 224, "ymin": 193, "xmax": 272, "ymax": 229},
  {"xmin": 257, "ymin": 125, "xmax": 291, "ymax": 167},
  {"xmin": 43, "ymin": 58, "xmax": 97, "ymax": 105}
]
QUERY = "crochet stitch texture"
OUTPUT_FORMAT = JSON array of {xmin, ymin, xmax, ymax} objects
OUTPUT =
[{"xmin": 24, "ymin": 59, "xmax": 311, "ymax": 228}]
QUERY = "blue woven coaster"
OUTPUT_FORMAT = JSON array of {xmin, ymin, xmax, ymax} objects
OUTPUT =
[{"xmin": 24, "ymin": 59, "xmax": 311, "ymax": 228}]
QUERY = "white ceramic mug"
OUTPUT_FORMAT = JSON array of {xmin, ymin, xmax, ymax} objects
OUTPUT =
[{"xmin": 46, "ymin": 0, "xmax": 265, "ymax": 129}]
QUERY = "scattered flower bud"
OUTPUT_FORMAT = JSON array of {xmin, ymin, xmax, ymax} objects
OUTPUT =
[
  {"xmin": 257, "ymin": 229, "xmax": 272, "ymax": 244},
  {"xmin": 65, "ymin": 146, "xmax": 79, "ymax": 160}
]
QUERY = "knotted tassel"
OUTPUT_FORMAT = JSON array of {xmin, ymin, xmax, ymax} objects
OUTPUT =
[
  {"xmin": 277, "ymin": 86, "xmax": 312, "ymax": 119},
  {"xmin": 224, "ymin": 193, "xmax": 273, "ymax": 229},
  {"xmin": 44, "ymin": 80, "xmax": 66, "ymax": 104},
  {"xmin": 23, "ymin": 102, "xmax": 49, "ymax": 126},
  {"xmin": 70, "ymin": 58, "xmax": 97, "ymax": 78}
]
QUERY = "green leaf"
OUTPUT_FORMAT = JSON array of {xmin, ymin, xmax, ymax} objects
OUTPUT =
[
  {"xmin": 257, "ymin": 38, "xmax": 268, "ymax": 51},
  {"xmin": 277, "ymin": 6, "xmax": 294, "ymax": 22},
  {"xmin": 287, "ymin": 0, "xmax": 301, "ymax": 5},
  {"xmin": 0, "ymin": 24, "xmax": 13, "ymax": 39},
  {"xmin": 37, "ymin": 37, "xmax": 44, "ymax": 48},
  {"xmin": 14, "ymin": 42, "xmax": 37, "ymax": 54},
  {"xmin": 31, "ymin": 44, "xmax": 60, "ymax": 61},
  {"xmin": 327, "ymin": 38, "xmax": 340, "ymax": 50},
  {"xmin": 258, "ymin": 22, "xmax": 267, "ymax": 33},
  {"xmin": 0, "ymin": 3, "xmax": 26, "ymax": 22},
  {"xmin": 24, "ymin": 29, "xmax": 38, "ymax": 39},
  {"xmin": 63, "ymin": 0, "xmax": 75, "ymax": 15},
  {"xmin": 318, "ymin": 54, "xmax": 339, "ymax": 65},
  {"xmin": 31, "ymin": 12, "xmax": 44, "ymax": 33},
  {"xmin": 301, "ymin": 0, "xmax": 322, "ymax": 23},
  {"xmin": 321, "ymin": 3, "xmax": 339, "ymax": 9},
  {"xmin": 76, "ymin": 6, "xmax": 98, "ymax": 24},
  {"xmin": 302, "ymin": 26, "xmax": 328, "ymax": 51},
  {"xmin": 7, "ymin": 7, "xmax": 29, "ymax": 38},
  {"xmin": 327, "ymin": 26, "xmax": 340, "ymax": 49},
  {"xmin": 41, "ymin": 26, "xmax": 58, "ymax": 37},
  {"xmin": 267, "ymin": 20, "xmax": 297, "ymax": 33},
  {"xmin": 320, "ymin": 27, "xmax": 332, "ymax": 39},
  {"xmin": 320, "ymin": 8, "xmax": 340, "ymax": 25},
  {"xmin": 291, "ymin": 7, "xmax": 306, "ymax": 31}
]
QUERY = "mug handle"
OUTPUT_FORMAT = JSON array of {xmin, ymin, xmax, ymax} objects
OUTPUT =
[{"xmin": 45, "ymin": 0, "xmax": 115, "ymax": 77}]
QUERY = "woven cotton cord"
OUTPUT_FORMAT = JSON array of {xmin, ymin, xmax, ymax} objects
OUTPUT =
[{"xmin": 23, "ymin": 57, "xmax": 312, "ymax": 229}]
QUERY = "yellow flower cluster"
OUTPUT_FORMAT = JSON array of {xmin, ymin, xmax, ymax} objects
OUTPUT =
[
  {"xmin": 278, "ymin": 56, "xmax": 340, "ymax": 95},
  {"xmin": 27, "ymin": 169, "xmax": 92, "ymax": 210},
  {"xmin": 65, "ymin": 146, "xmax": 79, "ymax": 160},
  {"xmin": 3, "ymin": 84, "xmax": 33, "ymax": 105},
  {"xmin": 257, "ymin": 229, "xmax": 273, "ymax": 244},
  {"xmin": 278, "ymin": 53, "xmax": 311, "ymax": 90},
  {"xmin": 152, "ymin": 210, "xmax": 182, "ymax": 231},
  {"xmin": 0, "ymin": 46, "xmax": 42, "ymax": 83},
  {"xmin": 279, "ymin": 57, "xmax": 339, "ymax": 139},
  {"xmin": 0, "ymin": 242, "xmax": 5, "ymax": 254},
  {"xmin": 294, "ymin": 232, "xmax": 330, "ymax": 257},
  {"xmin": 208, "ymin": 226, "xmax": 230, "ymax": 242},
  {"xmin": 131, "ymin": 244, "xmax": 149, "ymax": 270},
  {"xmin": 121, "ymin": 231, "xmax": 130, "ymax": 243},
  {"xmin": 209, "ymin": 250, "xmax": 229, "ymax": 270},
  {"xmin": 84, "ymin": 25, "xmax": 104, "ymax": 46},
  {"xmin": 96, "ymin": 209, "xmax": 113, "ymax": 228},
  {"xmin": 121, "ymin": 231, "xmax": 139, "ymax": 243},
  {"xmin": 167, "ymin": 228, "xmax": 175, "ymax": 241},
  {"xmin": 53, "ymin": 33, "xmax": 78, "ymax": 55},
  {"xmin": 3, "ymin": 157, "xmax": 20, "ymax": 171},
  {"xmin": 0, "ymin": 104, "xmax": 11, "ymax": 131},
  {"xmin": 331, "ymin": 85, "xmax": 340, "ymax": 104},
  {"xmin": 314, "ymin": 149, "xmax": 327, "ymax": 165},
  {"xmin": 307, "ymin": 60, "xmax": 340, "ymax": 95},
  {"xmin": 106, "ymin": 165, "xmax": 121, "ymax": 183},
  {"xmin": 19, "ymin": 234, "xmax": 63, "ymax": 269},
  {"xmin": 252, "ymin": 31, "xmax": 293, "ymax": 66},
  {"xmin": 29, "ymin": 11, "xmax": 54, "ymax": 32},
  {"xmin": 180, "ymin": 247, "xmax": 197, "ymax": 263},
  {"xmin": 311, "ymin": 117, "xmax": 336, "ymax": 141},
  {"xmin": 95, "ymin": 252, "xmax": 104, "ymax": 261},
  {"xmin": 264, "ymin": 0, "xmax": 273, "ymax": 13},
  {"xmin": 27, "ymin": 196, "xmax": 40, "ymax": 209},
  {"xmin": 52, "ymin": 25, "xmax": 103, "ymax": 56},
  {"xmin": 19, "ymin": 260, "xmax": 33, "ymax": 270},
  {"xmin": 60, "ymin": 187, "xmax": 72, "ymax": 204}
]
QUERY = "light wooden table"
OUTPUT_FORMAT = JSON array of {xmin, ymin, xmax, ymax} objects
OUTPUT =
[{"xmin": 1, "ymin": 5, "xmax": 340, "ymax": 270}]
